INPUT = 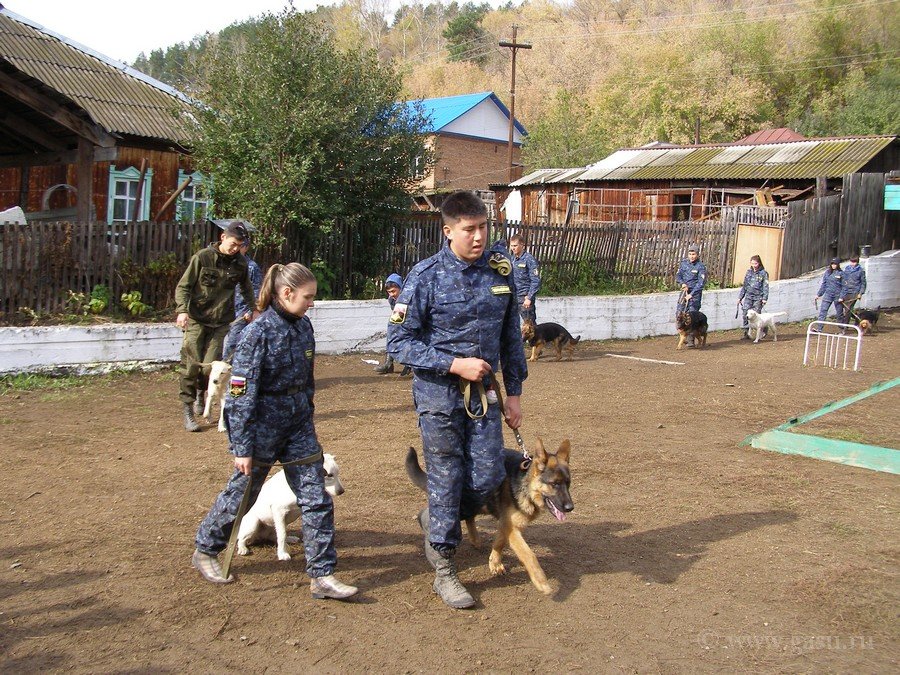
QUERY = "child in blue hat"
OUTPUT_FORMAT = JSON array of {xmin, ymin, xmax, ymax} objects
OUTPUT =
[{"xmin": 375, "ymin": 274, "xmax": 410, "ymax": 375}]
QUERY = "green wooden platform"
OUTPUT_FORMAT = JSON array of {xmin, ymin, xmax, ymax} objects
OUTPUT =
[{"xmin": 740, "ymin": 377, "xmax": 900, "ymax": 474}]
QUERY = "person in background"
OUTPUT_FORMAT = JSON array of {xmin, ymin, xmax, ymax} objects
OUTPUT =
[
  {"xmin": 839, "ymin": 254, "xmax": 867, "ymax": 321},
  {"xmin": 223, "ymin": 233, "xmax": 263, "ymax": 359},
  {"xmin": 175, "ymin": 221, "xmax": 254, "ymax": 432},
  {"xmin": 737, "ymin": 254, "xmax": 769, "ymax": 339},
  {"xmin": 508, "ymin": 234, "xmax": 541, "ymax": 324},
  {"xmin": 375, "ymin": 273, "xmax": 410, "ymax": 376},
  {"xmin": 814, "ymin": 257, "xmax": 845, "ymax": 330}
]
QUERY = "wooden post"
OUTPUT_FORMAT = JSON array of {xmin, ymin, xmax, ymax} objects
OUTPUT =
[
  {"xmin": 76, "ymin": 137, "xmax": 93, "ymax": 222},
  {"xmin": 153, "ymin": 176, "xmax": 192, "ymax": 222},
  {"xmin": 500, "ymin": 26, "xmax": 531, "ymax": 183},
  {"xmin": 131, "ymin": 158, "xmax": 148, "ymax": 223}
]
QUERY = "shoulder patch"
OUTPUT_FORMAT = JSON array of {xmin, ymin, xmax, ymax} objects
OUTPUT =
[{"xmin": 305, "ymin": 349, "xmax": 313, "ymax": 359}]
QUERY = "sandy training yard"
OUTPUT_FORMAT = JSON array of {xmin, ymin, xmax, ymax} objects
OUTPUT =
[{"xmin": 1, "ymin": 317, "xmax": 898, "ymax": 672}]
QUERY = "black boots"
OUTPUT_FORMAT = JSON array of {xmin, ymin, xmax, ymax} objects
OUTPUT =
[
  {"xmin": 374, "ymin": 356, "xmax": 395, "ymax": 374},
  {"xmin": 183, "ymin": 402, "xmax": 201, "ymax": 432}
]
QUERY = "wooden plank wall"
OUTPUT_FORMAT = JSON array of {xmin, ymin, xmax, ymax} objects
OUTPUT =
[{"xmin": 781, "ymin": 173, "xmax": 896, "ymax": 278}]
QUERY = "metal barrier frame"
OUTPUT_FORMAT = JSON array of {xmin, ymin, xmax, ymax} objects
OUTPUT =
[{"xmin": 803, "ymin": 321, "xmax": 863, "ymax": 371}]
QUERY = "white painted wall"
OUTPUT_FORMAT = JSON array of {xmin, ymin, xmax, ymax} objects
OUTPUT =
[
  {"xmin": 1, "ymin": 250, "xmax": 896, "ymax": 374},
  {"xmin": 442, "ymin": 98, "xmax": 523, "ymax": 144}
]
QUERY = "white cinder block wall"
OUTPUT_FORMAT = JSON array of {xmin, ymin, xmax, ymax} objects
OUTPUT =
[{"xmin": 1, "ymin": 250, "xmax": 897, "ymax": 374}]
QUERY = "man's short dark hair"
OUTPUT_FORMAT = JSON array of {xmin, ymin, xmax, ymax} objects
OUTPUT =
[
  {"xmin": 509, "ymin": 233, "xmax": 526, "ymax": 245},
  {"xmin": 441, "ymin": 190, "xmax": 487, "ymax": 225},
  {"xmin": 223, "ymin": 221, "xmax": 249, "ymax": 242}
]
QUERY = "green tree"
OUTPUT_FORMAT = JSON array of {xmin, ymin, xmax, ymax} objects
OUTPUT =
[
  {"xmin": 442, "ymin": 2, "xmax": 492, "ymax": 65},
  {"xmin": 189, "ymin": 10, "xmax": 431, "ymax": 274}
]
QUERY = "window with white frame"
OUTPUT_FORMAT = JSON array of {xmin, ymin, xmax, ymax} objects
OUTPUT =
[
  {"xmin": 176, "ymin": 170, "xmax": 211, "ymax": 223},
  {"xmin": 107, "ymin": 165, "xmax": 153, "ymax": 223}
]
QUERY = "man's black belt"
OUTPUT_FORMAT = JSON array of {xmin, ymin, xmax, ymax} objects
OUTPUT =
[{"xmin": 259, "ymin": 386, "xmax": 301, "ymax": 395}]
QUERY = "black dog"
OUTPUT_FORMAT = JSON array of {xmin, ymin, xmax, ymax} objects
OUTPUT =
[
  {"xmin": 852, "ymin": 308, "xmax": 880, "ymax": 334},
  {"xmin": 521, "ymin": 320, "xmax": 581, "ymax": 361},
  {"xmin": 675, "ymin": 310, "xmax": 708, "ymax": 349}
]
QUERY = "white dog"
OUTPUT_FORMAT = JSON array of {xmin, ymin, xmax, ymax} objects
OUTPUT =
[
  {"xmin": 202, "ymin": 360, "xmax": 232, "ymax": 432},
  {"xmin": 746, "ymin": 309, "xmax": 787, "ymax": 343},
  {"xmin": 237, "ymin": 453, "xmax": 344, "ymax": 561}
]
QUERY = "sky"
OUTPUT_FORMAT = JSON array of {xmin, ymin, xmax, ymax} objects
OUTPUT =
[{"xmin": 3, "ymin": 1, "xmax": 345, "ymax": 64}]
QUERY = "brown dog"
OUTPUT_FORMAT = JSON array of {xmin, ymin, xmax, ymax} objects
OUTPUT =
[
  {"xmin": 521, "ymin": 320, "xmax": 581, "ymax": 361},
  {"xmin": 675, "ymin": 310, "xmax": 708, "ymax": 349},
  {"xmin": 406, "ymin": 439, "xmax": 574, "ymax": 595}
]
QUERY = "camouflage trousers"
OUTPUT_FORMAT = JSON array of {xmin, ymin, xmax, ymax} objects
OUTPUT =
[
  {"xmin": 195, "ymin": 417, "xmax": 336, "ymax": 578},
  {"xmin": 418, "ymin": 400, "xmax": 506, "ymax": 551},
  {"xmin": 179, "ymin": 320, "xmax": 229, "ymax": 404}
]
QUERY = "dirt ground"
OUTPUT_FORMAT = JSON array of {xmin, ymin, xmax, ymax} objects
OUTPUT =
[{"xmin": 1, "ymin": 316, "xmax": 898, "ymax": 673}]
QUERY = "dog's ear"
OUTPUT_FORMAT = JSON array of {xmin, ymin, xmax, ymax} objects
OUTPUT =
[
  {"xmin": 534, "ymin": 437, "xmax": 548, "ymax": 469},
  {"xmin": 199, "ymin": 362, "xmax": 213, "ymax": 377},
  {"xmin": 555, "ymin": 439, "xmax": 570, "ymax": 463}
]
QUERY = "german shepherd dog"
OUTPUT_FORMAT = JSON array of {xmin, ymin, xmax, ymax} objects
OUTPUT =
[
  {"xmin": 406, "ymin": 439, "xmax": 573, "ymax": 595},
  {"xmin": 675, "ymin": 310, "xmax": 708, "ymax": 349},
  {"xmin": 521, "ymin": 320, "xmax": 581, "ymax": 362}
]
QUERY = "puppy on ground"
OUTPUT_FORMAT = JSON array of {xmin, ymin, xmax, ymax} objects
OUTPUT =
[
  {"xmin": 201, "ymin": 360, "xmax": 232, "ymax": 432},
  {"xmin": 675, "ymin": 310, "xmax": 708, "ymax": 349},
  {"xmin": 406, "ymin": 439, "xmax": 573, "ymax": 595},
  {"xmin": 746, "ymin": 309, "xmax": 787, "ymax": 343},
  {"xmin": 237, "ymin": 453, "xmax": 344, "ymax": 561},
  {"xmin": 521, "ymin": 320, "xmax": 581, "ymax": 361}
]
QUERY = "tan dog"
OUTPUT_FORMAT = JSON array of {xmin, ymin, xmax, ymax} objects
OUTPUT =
[{"xmin": 407, "ymin": 439, "xmax": 574, "ymax": 595}]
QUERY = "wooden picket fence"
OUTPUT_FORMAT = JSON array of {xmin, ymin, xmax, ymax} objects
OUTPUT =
[{"xmin": 1, "ymin": 215, "xmax": 741, "ymax": 318}]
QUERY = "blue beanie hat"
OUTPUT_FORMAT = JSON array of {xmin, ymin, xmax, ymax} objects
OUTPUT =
[{"xmin": 385, "ymin": 273, "xmax": 403, "ymax": 288}]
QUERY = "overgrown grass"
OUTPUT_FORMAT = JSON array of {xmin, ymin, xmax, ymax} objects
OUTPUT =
[{"xmin": 0, "ymin": 370, "xmax": 131, "ymax": 395}]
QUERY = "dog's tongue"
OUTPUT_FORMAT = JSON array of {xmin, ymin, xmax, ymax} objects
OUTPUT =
[{"xmin": 546, "ymin": 499, "xmax": 567, "ymax": 522}]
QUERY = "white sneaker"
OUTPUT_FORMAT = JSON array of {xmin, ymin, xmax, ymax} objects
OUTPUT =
[{"xmin": 310, "ymin": 574, "xmax": 358, "ymax": 600}]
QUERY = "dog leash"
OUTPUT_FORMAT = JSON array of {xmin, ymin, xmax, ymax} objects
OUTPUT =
[
  {"xmin": 220, "ymin": 449, "xmax": 324, "ymax": 578},
  {"xmin": 459, "ymin": 374, "xmax": 530, "ymax": 462}
]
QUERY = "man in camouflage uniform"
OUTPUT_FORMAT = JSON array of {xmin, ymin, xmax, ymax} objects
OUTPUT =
[
  {"xmin": 839, "ymin": 254, "xmax": 867, "ymax": 321},
  {"xmin": 674, "ymin": 244, "xmax": 707, "ymax": 346},
  {"xmin": 388, "ymin": 190, "xmax": 528, "ymax": 609},
  {"xmin": 222, "ymin": 235, "xmax": 263, "ymax": 359},
  {"xmin": 175, "ymin": 221, "xmax": 255, "ymax": 431},
  {"xmin": 509, "ymin": 234, "xmax": 541, "ymax": 324}
]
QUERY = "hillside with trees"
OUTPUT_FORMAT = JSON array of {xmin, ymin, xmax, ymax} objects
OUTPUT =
[{"xmin": 134, "ymin": 0, "xmax": 899, "ymax": 172}]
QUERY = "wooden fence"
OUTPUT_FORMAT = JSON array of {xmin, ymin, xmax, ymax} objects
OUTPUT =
[
  {"xmin": 781, "ymin": 173, "xmax": 898, "ymax": 278},
  {"xmin": 1, "ymin": 215, "xmax": 743, "ymax": 318}
]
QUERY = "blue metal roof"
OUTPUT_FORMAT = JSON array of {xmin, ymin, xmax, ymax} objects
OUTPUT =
[{"xmin": 406, "ymin": 91, "xmax": 527, "ymax": 136}]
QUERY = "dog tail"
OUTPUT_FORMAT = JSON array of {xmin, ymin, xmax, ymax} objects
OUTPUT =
[
  {"xmin": 773, "ymin": 312, "xmax": 787, "ymax": 318},
  {"xmin": 573, "ymin": 335, "xmax": 581, "ymax": 344},
  {"xmin": 405, "ymin": 447, "xmax": 427, "ymax": 492}
]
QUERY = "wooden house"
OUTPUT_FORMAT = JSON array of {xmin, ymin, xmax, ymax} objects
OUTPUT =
[
  {"xmin": 494, "ymin": 132, "xmax": 899, "ymax": 224},
  {"xmin": 0, "ymin": 6, "xmax": 203, "ymax": 224},
  {"xmin": 406, "ymin": 92, "xmax": 526, "ymax": 209}
]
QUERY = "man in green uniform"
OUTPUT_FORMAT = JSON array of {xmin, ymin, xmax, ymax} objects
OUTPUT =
[{"xmin": 175, "ymin": 221, "xmax": 256, "ymax": 431}]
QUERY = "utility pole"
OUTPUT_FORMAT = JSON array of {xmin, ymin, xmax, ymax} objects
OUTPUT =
[{"xmin": 499, "ymin": 25, "xmax": 531, "ymax": 183}]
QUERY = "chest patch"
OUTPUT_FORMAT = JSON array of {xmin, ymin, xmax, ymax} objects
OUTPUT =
[
  {"xmin": 230, "ymin": 376, "xmax": 247, "ymax": 398},
  {"xmin": 491, "ymin": 285, "xmax": 512, "ymax": 295}
]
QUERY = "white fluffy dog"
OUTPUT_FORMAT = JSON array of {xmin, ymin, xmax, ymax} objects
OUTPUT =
[
  {"xmin": 237, "ymin": 453, "xmax": 344, "ymax": 561},
  {"xmin": 202, "ymin": 360, "xmax": 232, "ymax": 432},
  {"xmin": 746, "ymin": 309, "xmax": 787, "ymax": 343}
]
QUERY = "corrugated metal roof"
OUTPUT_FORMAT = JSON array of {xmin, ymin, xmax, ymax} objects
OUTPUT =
[
  {"xmin": 0, "ymin": 8, "xmax": 194, "ymax": 144},
  {"xmin": 514, "ymin": 136, "xmax": 895, "ymax": 185}
]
